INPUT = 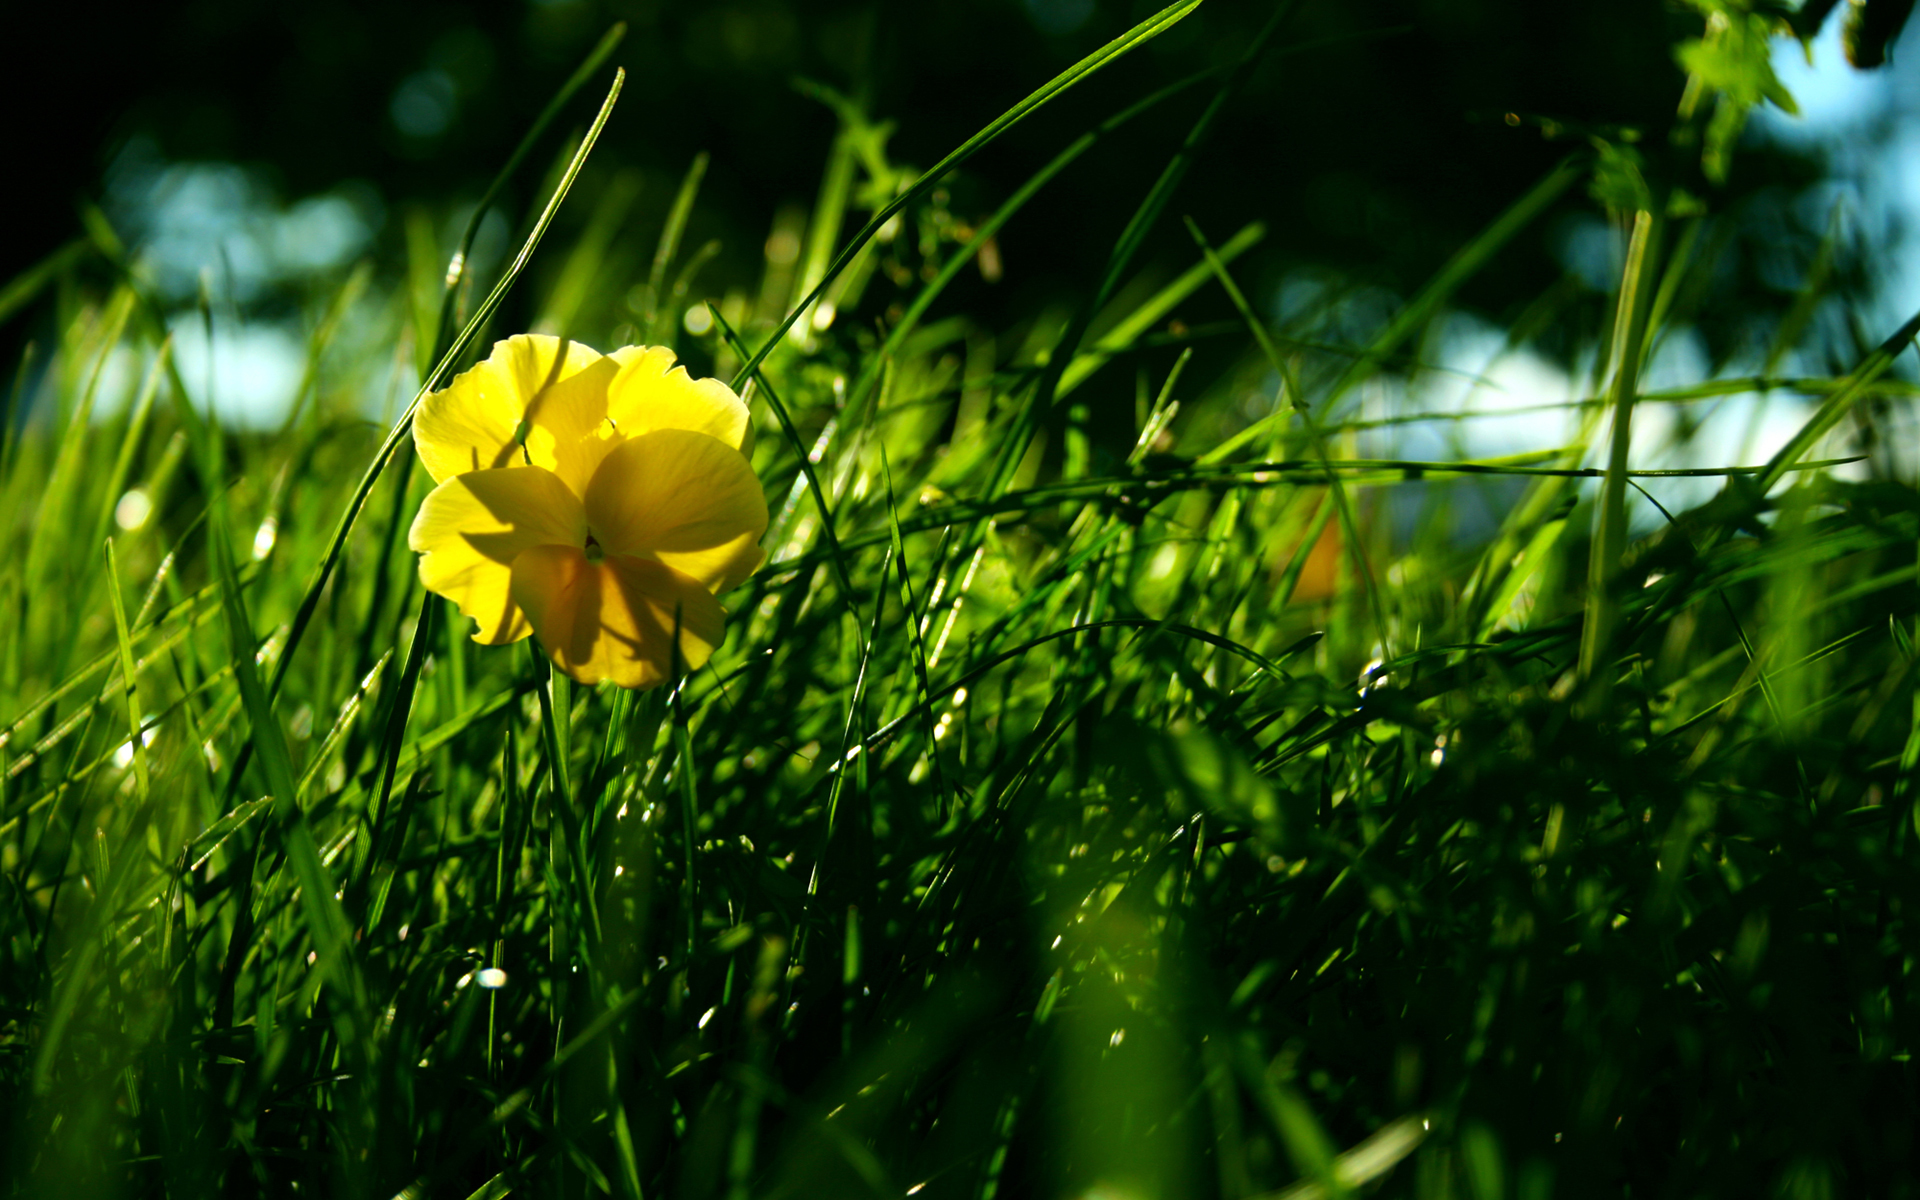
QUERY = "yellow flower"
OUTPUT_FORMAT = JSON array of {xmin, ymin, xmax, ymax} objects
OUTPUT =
[{"xmin": 407, "ymin": 335, "xmax": 767, "ymax": 689}]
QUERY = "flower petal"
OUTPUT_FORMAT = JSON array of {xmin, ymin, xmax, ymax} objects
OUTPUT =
[
  {"xmin": 584, "ymin": 429, "xmax": 769, "ymax": 593},
  {"xmin": 409, "ymin": 467, "xmax": 586, "ymax": 643},
  {"xmin": 606, "ymin": 346, "xmax": 753, "ymax": 455},
  {"xmin": 414, "ymin": 335, "xmax": 615, "ymax": 485},
  {"xmin": 510, "ymin": 545, "xmax": 725, "ymax": 689}
]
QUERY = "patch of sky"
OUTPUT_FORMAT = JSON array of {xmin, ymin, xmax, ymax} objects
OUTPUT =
[
  {"xmin": 96, "ymin": 140, "xmax": 434, "ymax": 428},
  {"xmin": 107, "ymin": 138, "xmax": 382, "ymax": 305},
  {"xmin": 83, "ymin": 317, "xmax": 314, "ymax": 432},
  {"xmin": 1357, "ymin": 309, "xmax": 1842, "ymax": 534},
  {"xmin": 1549, "ymin": 213, "xmax": 1622, "ymax": 294},
  {"xmin": 167, "ymin": 316, "xmax": 309, "ymax": 430},
  {"xmin": 1372, "ymin": 312, "xmax": 1579, "ymax": 466},
  {"xmin": 1755, "ymin": 13, "xmax": 1920, "ymax": 335},
  {"xmin": 1328, "ymin": 16, "xmax": 1920, "ymax": 535},
  {"xmin": 1334, "ymin": 19, "xmax": 1920, "ymax": 535}
]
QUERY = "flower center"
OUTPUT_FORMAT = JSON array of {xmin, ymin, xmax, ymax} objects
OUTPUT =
[{"xmin": 584, "ymin": 534, "xmax": 604, "ymax": 564}]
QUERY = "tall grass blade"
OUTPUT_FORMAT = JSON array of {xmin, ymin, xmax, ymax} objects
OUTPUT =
[
  {"xmin": 729, "ymin": 0, "xmax": 1210, "ymax": 390},
  {"xmin": 1580, "ymin": 208, "xmax": 1662, "ymax": 697}
]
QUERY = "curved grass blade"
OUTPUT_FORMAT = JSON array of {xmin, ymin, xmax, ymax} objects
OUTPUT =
[
  {"xmin": 85, "ymin": 337, "xmax": 170, "ymax": 560},
  {"xmin": 433, "ymin": 23, "xmax": 628, "ymax": 358},
  {"xmin": 208, "ymin": 495, "xmax": 371, "ymax": 1043},
  {"xmin": 1185, "ymin": 215, "xmax": 1390, "ymax": 658},
  {"xmin": 856, "ymin": 617, "xmax": 1309, "ymax": 762},
  {"xmin": 711, "ymin": 304, "xmax": 861, "ymax": 607},
  {"xmin": 267, "ymin": 67, "xmax": 626, "ymax": 703},
  {"xmin": 102, "ymin": 538, "xmax": 148, "ymax": 801},
  {"xmin": 641, "ymin": 152, "xmax": 709, "ymax": 343},
  {"xmin": 986, "ymin": 0, "xmax": 1295, "ymax": 499},
  {"xmin": 1580, "ymin": 208, "xmax": 1664, "ymax": 697},
  {"xmin": 1754, "ymin": 305, "xmax": 1920, "ymax": 496},
  {"xmin": 728, "ymin": 0, "xmax": 1210, "ymax": 392},
  {"xmin": 1324, "ymin": 155, "xmax": 1586, "ymax": 406},
  {"xmin": 848, "ymin": 66, "xmax": 1226, "ymax": 410}
]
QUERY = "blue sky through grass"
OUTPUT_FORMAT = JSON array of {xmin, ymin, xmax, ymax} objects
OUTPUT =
[
  {"xmin": 1364, "ymin": 15, "xmax": 1920, "ymax": 524},
  {"xmin": 90, "ymin": 17, "xmax": 1920, "ymax": 488},
  {"xmin": 1761, "ymin": 11, "xmax": 1920, "ymax": 338}
]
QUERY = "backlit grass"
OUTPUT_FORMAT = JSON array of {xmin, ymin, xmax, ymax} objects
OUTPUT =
[{"xmin": 4, "ymin": 8, "xmax": 1918, "ymax": 1198}]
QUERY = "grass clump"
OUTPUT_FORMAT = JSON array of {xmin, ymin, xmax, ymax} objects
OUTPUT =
[{"xmin": 4, "ymin": 8, "xmax": 1919, "ymax": 1199}]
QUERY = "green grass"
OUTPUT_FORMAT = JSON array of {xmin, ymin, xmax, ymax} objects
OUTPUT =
[{"xmin": 5, "ymin": 10, "xmax": 1920, "ymax": 1199}]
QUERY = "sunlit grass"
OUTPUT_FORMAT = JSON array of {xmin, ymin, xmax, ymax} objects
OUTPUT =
[{"xmin": 4, "ymin": 8, "xmax": 1919, "ymax": 1199}]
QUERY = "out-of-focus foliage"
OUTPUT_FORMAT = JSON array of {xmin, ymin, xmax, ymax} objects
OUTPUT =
[{"xmin": 6, "ymin": 0, "xmax": 1899, "ymax": 373}]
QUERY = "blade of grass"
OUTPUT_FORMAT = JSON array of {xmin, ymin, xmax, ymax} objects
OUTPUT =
[
  {"xmin": 267, "ymin": 66, "xmax": 626, "ymax": 703},
  {"xmin": 641, "ymin": 152, "xmax": 710, "ymax": 344},
  {"xmin": 1324, "ymin": 155, "xmax": 1586, "ymax": 406},
  {"xmin": 0, "ymin": 239, "xmax": 88, "ymax": 328},
  {"xmin": 1754, "ymin": 305, "xmax": 1920, "ymax": 495},
  {"xmin": 363, "ymin": 590, "xmax": 436, "ymax": 933},
  {"xmin": 85, "ymin": 338, "xmax": 170, "ymax": 561},
  {"xmin": 102, "ymin": 539, "xmax": 147, "ymax": 801},
  {"xmin": 1185, "ymin": 215, "xmax": 1391, "ymax": 660},
  {"xmin": 986, "ymin": 0, "xmax": 1295, "ymax": 499},
  {"xmin": 208, "ymin": 498, "xmax": 370, "ymax": 1044},
  {"xmin": 848, "ymin": 66, "xmax": 1225, "ymax": 411},
  {"xmin": 728, "ymin": 0, "xmax": 1210, "ymax": 392},
  {"xmin": 1579, "ymin": 208, "xmax": 1663, "ymax": 699},
  {"xmin": 711, "ymin": 305, "xmax": 861, "ymax": 608},
  {"xmin": 434, "ymin": 24, "xmax": 628, "ymax": 357},
  {"xmin": 1057, "ymin": 220, "xmax": 1263, "ymax": 400}
]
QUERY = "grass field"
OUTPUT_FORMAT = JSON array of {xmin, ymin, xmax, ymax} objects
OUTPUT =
[{"xmin": 5, "ymin": 7, "xmax": 1920, "ymax": 1198}]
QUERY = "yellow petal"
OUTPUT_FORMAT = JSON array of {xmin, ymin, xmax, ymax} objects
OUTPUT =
[
  {"xmin": 606, "ymin": 345, "xmax": 753, "ymax": 455},
  {"xmin": 584, "ymin": 429, "xmax": 769, "ymax": 594},
  {"xmin": 414, "ymin": 335, "xmax": 615, "ymax": 485},
  {"xmin": 408, "ymin": 467, "xmax": 586, "ymax": 643},
  {"xmin": 510, "ymin": 545, "xmax": 725, "ymax": 689}
]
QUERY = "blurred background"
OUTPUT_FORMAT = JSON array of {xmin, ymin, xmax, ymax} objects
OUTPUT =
[{"xmin": 6, "ymin": 0, "xmax": 1917, "ymax": 473}]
